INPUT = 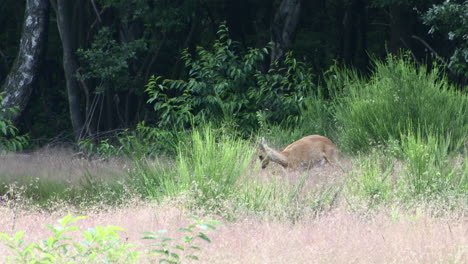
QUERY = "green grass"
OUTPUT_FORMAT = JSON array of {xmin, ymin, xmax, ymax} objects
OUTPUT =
[
  {"xmin": 127, "ymin": 124, "xmax": 256, "ymax": 212},
  {"xmin": 345, "ymin": 149, "xmax": 394, "ymax": 205},
  {"xmin": 334, "ymin": 54, "xmax": 467, "ymax": 153},
  {"xmin": 344, "ymin": 130, "xmax": 467, "ymax": 207},
  {"xmin": 1, "ymin": 55, "xmax": 466, "ymax": 216},
  {"xmin": 397, "ymin": 128, "xmax": 467, "ymax": 198}
]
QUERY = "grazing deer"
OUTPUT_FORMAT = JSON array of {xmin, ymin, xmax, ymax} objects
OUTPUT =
[{"xmin": 258, "ymin": 135, "xmax": 339, "ymax": 170}]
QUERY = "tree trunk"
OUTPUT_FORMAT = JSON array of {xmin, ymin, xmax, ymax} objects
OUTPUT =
[
  {"xmin": 1, "ymin": 0, "xmax": 50, "ymax": 123},
  {"xmin": 389, "ymin": 4, "xmax": 412, "ymax": 54},
  {"xmin": 52, "ymin": 0, "xmax": 84, "ymax": 141},
  {"xmin": 339, "ymin": 0, "xmax": 368, "ymax": 70},
  {"xmin": 271, "ymin": 0, "xmax": 302, "ymax": 63}
]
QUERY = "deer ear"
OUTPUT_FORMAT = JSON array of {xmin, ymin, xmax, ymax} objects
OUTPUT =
[{"xmin": 259, "ymin": 137, "xmax": 267, "ymax": 149}]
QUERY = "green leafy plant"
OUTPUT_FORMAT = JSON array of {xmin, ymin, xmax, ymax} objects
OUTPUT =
[
  {"xmin": 76, "ymin": 27, "xmax": 147, "ymax": 94},
  {"xmin": 78, "ymin": 121, "xmax": 183, "ymax": 159},
  {"xmin": 422, "ymin": 0, "xmax": 468, "ymax": 77},
  {"xmin": 145, "ymin": 24, "xmax": 316, "ymax": 135},
  {"xmin": 0, "ymin": 214, "xmax": 139, "ymax": 263},
  {"xmin": 0, "ymin": 93, "xmax": 29, "ymax": 151},
  {"xmin": 143, "ymin": 215, "xmax": 222, "ymax": 263},
  {"xmin": 78, "ymin": 137, "xmax": 122, "ymax": 160},
  {"xmin": 0, "ymin": 214, "xmax": 220, "ymax": 264}
]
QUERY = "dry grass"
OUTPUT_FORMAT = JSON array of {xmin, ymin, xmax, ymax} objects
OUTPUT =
[
  {"xmin": 0, "ymin": 148, "xmax": 126, "ymax": 184},
  {"xmin": 0, "ymin": 150, "xmax": 466, "ymax": 263},
  {"xmin": 0, "ymin": 203, "xmax": 466, "ymax": 263}
]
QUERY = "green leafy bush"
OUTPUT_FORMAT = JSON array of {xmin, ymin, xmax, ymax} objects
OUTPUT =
[
  {"xmin": 422, "ymin": 1, "xmax": 468, "ymax": 77},
  {"xmin": 76, "ymin": 27, "xmax": 147, "ymax": 94},
  {"xmin": 0, "ymin": 214, "xmax": 220, "ymax": 264},
  {"xmin": 78, "ymin": 121, "xmax": 183, "ymax": 159},
  {"xmin": 0, "ymin": 93, "xmax": 28, "ymax": 151},
  {"xmin": 143, "ymin": 215, "xmax": 221, "ymax": 263},
  {"xmin": 0, "ymin": 214, "xmax": 139, "ymax": 263},
  {"xmin": 334, "ymin": 55, "xmax": 467, "ymax": 153},
  {"xmin": 145, "ymin": 24, "xmax": 316, "ymax": 134}
]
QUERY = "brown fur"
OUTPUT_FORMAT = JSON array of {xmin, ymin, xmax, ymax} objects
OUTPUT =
[{"xmin": 258, "ymin": 135, "xmax": 339, "ymax": 170}]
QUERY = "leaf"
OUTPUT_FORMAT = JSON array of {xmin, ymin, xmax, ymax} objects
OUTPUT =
[
  {"xmin": 157, "ymin": 229, "xmax": 168, "ymax": 234},
  {"xmin": 0, "ymin": 232, "xmax": 13, "ymax": 241},
  {"xmin": 186, "ymin": 255, "xmax": 200, "ymax": 260},
  {"xmin": 13, "ymin": 231, "xmax": 25, "ymax": 243},
  {"xmin": 186, "ymin": 215, "xmax": 200, "ymax": 222},
  {"xmin": 142, "ymin": 235, "xmax": 157, "ymax": 240},
  {"xmin": 206, "ymin": 219, "xmax": 223, "ymax": 226},
  {"xmin": 172, "ymin": 245, "xmax": 184, "ymax": 251},
  {"xmin": 177, "ymin": 228, "xmax": 192, "ymax": 232},
  {"xmin": 197, "ymin": 232, "xmax": 211, "ymax": 243},
  {"xmin": 159, "ymin": 236, "xmax": 174, "ymax": 242}
]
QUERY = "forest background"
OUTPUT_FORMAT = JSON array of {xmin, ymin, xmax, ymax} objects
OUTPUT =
[
  {"xmin": 0, "ymin": 1, "xmax": 467, "ymax": 262},
  {"xmin": 0, "ymin": 0, "xmax": 466, "ymax": 147}
]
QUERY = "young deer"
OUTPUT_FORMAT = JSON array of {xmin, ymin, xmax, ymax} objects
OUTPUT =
[{"xmin": 258, "ymin": 135, "xmax": 339, "ymax": 170}]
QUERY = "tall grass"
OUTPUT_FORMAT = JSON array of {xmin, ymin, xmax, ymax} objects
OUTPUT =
[
  {"xmin": 346, "ymin": 129, "xmax": 467, "ymax": 206},
  {"xmin": 398, "ymin": 128, "xmax": 466, "ymax": 198},
  {"xmin": 129, "ymin": 125, "xmax": 256, "ymax": 211},
  {"xmin": 128, "ymin": 124, "xmax": 343, "ymax": 218},
  {"xmin": 345, "ymin": 149, "xmax": 394, "ymax": 205},
  {"xmin": 175, "ymin": 126, "xmax": 255, "ymax": 208},
  {"xmin": 334, "ymin": 55, "xmax": 467, "ymax": 153}
]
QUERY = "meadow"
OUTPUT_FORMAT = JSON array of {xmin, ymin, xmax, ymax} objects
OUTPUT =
[{"xmin": 0, "ymin": 56, "xmax": 466, "ymax": 263}]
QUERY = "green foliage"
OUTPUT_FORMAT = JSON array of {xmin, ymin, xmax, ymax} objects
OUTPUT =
[
  {"xmin": 143, "ymin": 215, "xmax": 221, "ymax": 263},
  {"xmin": 398, "ymin": 128, "xmax": 466, "ymax": 197},
  {"xmin": 78, "ymin": 121, "xmax": 183, "ymax": 159},
  {"xmin": 171, "ymin": 124, "xmax": 255, "ymax": 210},
  {"xmin": 0, "ymin": 214, "xmax": 139, "ymax": 263},
  {"xmin": 127, "ymin": 123, "xmax": 255, "ymax": 211},
  {"xmin": 146, "ymin": 24, "xmax": 316, "ymax": 134},
  {"xmin": 255, "ymin": 51, "xmax": 316, "ymax": 125},
  {"xmin": 422, "ymin": 0, "xmax": 468, "ymax": 77},
  {"xmin": 0, "ymin": 214, "xmax": 220, "ymax": 264},
  {"xmin": 76, "ymin": 27, "xmax": 147, "ymax": 93},
  {"xmin": 346, "ymin": 149, "xmax": 394, "ymax": 205},
  {"xmin": 345, "ymin": 129, "xmax": 466, "ymax": 206},
  {"xmin": 0, "ymin": 94, "xmax": 28, "ymax": 151},
  {"xmin": 334, "ymin": 54, "xmax": 467, "ymax": 153}
]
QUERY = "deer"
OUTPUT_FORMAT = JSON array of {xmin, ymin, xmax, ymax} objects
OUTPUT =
[{"xmin": 258, "ymin": 135, "xmax": 339, "ymax": 170}]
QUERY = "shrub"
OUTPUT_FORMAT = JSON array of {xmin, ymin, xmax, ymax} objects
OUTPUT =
[
  {"xmin": 78, "ymin": 121, "xmax": 183, "ymax": 159},
  {"xmin": 0, "ymin": 93, "xmax": 28, "ymax": 151},
  {"xmin": 334, "ymin": 54, "xmax": 467, "ymax": 153},
  {"xmin": 0, "ymin": 214, "xmax": 139, "ymax": 263},
  {"xmin": 0, "ymin": 214, "xmax": 220, "ymax": 264},
  {"xmin": 145, "ymin": 24, "xmax": 316, "ymax": 135}
]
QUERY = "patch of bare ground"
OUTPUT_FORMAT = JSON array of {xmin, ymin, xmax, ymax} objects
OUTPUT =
[{"xmin": 0, "ymin": 202, "xmax": 465, "ymax": 263}]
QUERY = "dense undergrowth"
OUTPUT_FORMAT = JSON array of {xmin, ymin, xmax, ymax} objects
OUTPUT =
[
  {"xmin": 1, "ymin": 53, "xmax": 467, "ymax": 263},
  {"xmin": 1, "ymin": 53, "xmax": 466, "ymax": 214}
]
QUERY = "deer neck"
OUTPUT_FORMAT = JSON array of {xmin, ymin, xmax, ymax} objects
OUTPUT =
[{"xmin": 264, "ymin": 146, "xmax": 289, "ymax": 168}]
